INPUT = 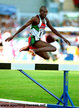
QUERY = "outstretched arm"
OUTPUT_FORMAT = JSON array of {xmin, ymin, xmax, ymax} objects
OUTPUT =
[
  {"xmin": 5, "ymin": 17, "xmax": 35, "ymax": 42},
  {"xmin": 46, "ymin": 18, "xmax": 71, "ymax": 45}
]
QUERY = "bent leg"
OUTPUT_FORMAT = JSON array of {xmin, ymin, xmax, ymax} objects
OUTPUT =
[
  {"xmin": 34, "ymin": 46, "xmax": 56, "ymax": 53},
  {"xmin": 36, "ymin": 51, "xmax": 50, "ymax": 60},
  {"xmin": 33, "ymin": 40, "xmax": 56, "ymax": 53}
]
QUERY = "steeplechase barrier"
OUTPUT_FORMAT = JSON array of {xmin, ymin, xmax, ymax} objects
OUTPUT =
[{"xmin": 0, "ymin": 63, "xmax": 79, "ymax": 108}]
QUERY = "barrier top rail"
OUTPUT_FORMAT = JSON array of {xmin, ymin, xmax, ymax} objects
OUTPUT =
[{"xmin": 0, "ymin": 63, "xmax": 79, "ymax": 71}]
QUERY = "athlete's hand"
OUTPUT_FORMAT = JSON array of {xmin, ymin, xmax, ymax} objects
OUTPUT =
[
  {"xmin": 64, "ymin": 39, "xmax": 71, "ymax": 46},
  {"xmin": 5, "ymin": 36, "xmax": 14, "ymax": 42}
]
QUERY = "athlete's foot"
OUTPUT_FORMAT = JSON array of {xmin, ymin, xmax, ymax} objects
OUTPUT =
[
  {"xmin": 19, "ymin": 47, "xmax": 29, "ymax": 52},
  {"xmin": 29, "ymin": 49, "xmax": 36, "ymax": 56}
]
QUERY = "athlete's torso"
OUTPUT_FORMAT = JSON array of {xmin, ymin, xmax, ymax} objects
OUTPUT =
[{"xmin": 30, "ymin": 15, "xmax": 47, "ymax": 40}]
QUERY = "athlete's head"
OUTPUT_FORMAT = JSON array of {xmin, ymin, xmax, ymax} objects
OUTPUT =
[{"xmin": 39, "ymin": 6, "xmax": 48, "ymax": 18}]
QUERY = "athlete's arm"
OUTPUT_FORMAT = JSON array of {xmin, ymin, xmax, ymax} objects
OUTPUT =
[
  {"xmin": 46, "ymin": 18, "xmax": 71, "ymax": 45},
  {"xmin": 5, "ymin": 17, "xmax": 36, "ymax": 42}
]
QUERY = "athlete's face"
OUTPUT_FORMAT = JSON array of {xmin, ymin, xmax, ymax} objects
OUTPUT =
[{"xmin": 40, "ymin": 8, "xmax": 48, "ymax": 18}]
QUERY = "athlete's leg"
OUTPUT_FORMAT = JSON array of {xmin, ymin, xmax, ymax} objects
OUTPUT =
[
  {"xmin": 36, "ymin": 51, "xmax": 50, "ymax": 60},
  {"xmin": 19, "ymin": 40, "xmax": 56, "ymax": 58},
  {"xmin": 34, "ymin": 46, "xmax": 56, "ymax": 52},
  {"xmin": 33, "ymin": 40, "xmax": 56, "ymax": 53}
]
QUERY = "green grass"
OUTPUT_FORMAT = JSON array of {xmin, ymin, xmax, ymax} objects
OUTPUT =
[{"xmin": 0, "ymin": 70, "xmax": 79, "ymax": 107}]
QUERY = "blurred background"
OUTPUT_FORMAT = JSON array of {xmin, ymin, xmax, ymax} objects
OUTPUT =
[{"xmin": 0, "ymin": 0, "xmax": 79, "ymax": 62}]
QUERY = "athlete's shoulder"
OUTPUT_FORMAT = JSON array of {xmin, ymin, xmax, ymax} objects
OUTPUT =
[
  {"xmin": 45, "ymin": 17, "xmax": 49, "ymax": 22},
  {"xmin": 31, "ymin": 15, "xmax": 39, "ymax": 21},
  {"xmin": 45, "ymin": 17, "xmax": 51, "ymax": 25}
]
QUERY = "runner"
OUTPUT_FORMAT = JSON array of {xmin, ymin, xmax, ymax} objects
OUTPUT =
[{"xmin": 5, "ymin": 6, "xmax": 70, "ymax": 60}]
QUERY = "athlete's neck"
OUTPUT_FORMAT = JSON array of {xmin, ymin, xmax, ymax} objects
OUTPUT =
[{"xmin": 39, "ymin": 15, "xmax": 45, "ymax": 20}]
